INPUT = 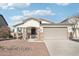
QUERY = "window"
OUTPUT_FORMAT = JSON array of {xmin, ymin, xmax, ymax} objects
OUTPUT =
[
  {"xmin": 17, "ymin": 27, "xmax": 22, "ymax": 32},
  {"xmin": 40, "ymin": 21, "xmax": 42, "ymax": 24}
]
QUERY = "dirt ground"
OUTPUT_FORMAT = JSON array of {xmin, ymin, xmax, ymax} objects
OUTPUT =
[{"xmin": 0, "ymin": 39, "xmax": 49, "ymax": 56}]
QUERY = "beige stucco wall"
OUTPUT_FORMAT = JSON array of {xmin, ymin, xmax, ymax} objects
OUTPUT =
[
  {"xmin": 17, "ymin": 19, "xmax": 40, "ymax": 27},
  {"xmin": 16, "ymin": 19, "xmax": 51, "ymax": 27},
  {"xmin": 14, "ymin": 19, "xmax": 51, "ymax": 33}
]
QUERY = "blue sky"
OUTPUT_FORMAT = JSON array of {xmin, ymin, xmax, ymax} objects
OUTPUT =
[{"xmin": 0, "ymin": 3, "xmax": 79, "ymax": 27}]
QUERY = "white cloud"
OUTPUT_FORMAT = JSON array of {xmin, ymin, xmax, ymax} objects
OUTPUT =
[
  {"xmin": 22, "ymin": 10, "xmax": 55, "ymax": 16},
  {"xmin": 11, "ymin": 15, "xmax": 24, "ymax": 21},
  {"xmin": 56, "ymin": 3, "xmax": 70, "ymax": 6},
  {"xmin": 0, "ymin": 3, "xmax": 8, "ymax": 9},
  {"xmin": 11, "ymin": 9, "xmax": 55, "ymax": 24},
  {"xmin": 26, "ymin": 3, "xmax": 31, "ymax": 6},
  {"xmin": 10, "ymin": 15, "xmax": 24, "ymax": 24},
  {"xmin": 9, "ymin": 7, "xmax": 15, "ymax": 10},
  {"xmin": 0, "ymin": 3, "xmax": 31, "ymax": 10}
]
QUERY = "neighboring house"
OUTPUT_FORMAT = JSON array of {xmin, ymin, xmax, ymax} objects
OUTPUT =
[
  {"xmin": 0, "ymin": 15, "xmax": 10, "ymax": 38},
  {"xmin": 13, "ymin": 17, "xmax": 72, "ymax": 41},
  {"xmin": 61, "ymin": 16, "xmax": 79, "ymax": 39}
]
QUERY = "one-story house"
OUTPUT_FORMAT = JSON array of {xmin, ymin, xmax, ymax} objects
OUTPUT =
[{"xmin": 13, "ymin": 17, "xmax": 72, "ymax": 41}]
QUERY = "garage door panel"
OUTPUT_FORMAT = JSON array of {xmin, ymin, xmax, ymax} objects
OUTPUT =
[{"xmin": 44, "ymin": 28, "xmax": 68, "ymax": 40}]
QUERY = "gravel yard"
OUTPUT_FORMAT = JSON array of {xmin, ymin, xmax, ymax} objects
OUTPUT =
[{"xmin": 0, "ymin": 39, "xmax": 49, "ymax": 56}]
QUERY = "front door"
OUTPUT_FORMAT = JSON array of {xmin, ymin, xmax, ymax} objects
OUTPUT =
[{"xmin": 31, "ymin": 27, "xmax": 37, "ymax": 38}]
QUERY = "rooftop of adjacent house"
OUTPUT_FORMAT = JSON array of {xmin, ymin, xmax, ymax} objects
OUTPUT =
[
  {"xmin": 0, "ymin": 15, "xmax": 8, "ymax": 26},
  {"xmin": 61, "ymin": 16, "xmax": 79, "ymax": 24}
]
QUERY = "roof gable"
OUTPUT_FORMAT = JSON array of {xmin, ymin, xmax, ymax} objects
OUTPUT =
[
  {"xmin": 23, "ymin": 17, "xmax": 53, "ymax": 23},
  {"xmin": 0, "ymin": 15, "xmax": 8, "ymax": 26},
  {"xmin": 13, "ymin": 17, "xmax": 54, "ymax": 27}
]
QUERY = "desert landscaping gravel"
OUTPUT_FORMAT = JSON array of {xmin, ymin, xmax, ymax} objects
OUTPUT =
[{"xmin": 0, "ymin": 40, "xmax": 49, "ymax": 56}]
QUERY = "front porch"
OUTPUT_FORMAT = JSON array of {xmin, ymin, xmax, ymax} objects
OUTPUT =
[{"xmin": 15, "ymin": 27, "xmax": 43, "ymax": 41}]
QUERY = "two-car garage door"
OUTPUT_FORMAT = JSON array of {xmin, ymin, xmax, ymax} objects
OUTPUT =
[{"xmin": 43, "ymin": 27, "xmax": 68, "ymax": 40}]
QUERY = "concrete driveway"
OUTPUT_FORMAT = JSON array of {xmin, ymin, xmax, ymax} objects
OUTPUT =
[{"xmin": 44, "ymin": 39, "xmax": 79, "ymax": 56}]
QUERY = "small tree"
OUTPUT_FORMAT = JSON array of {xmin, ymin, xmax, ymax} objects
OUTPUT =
[{"xmin": 69, "ymin": 16, "xmax": 79, "ymax": 38}]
